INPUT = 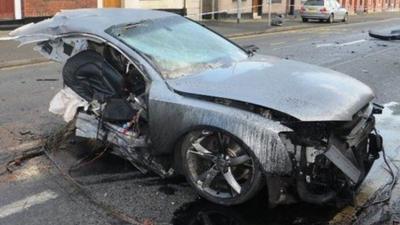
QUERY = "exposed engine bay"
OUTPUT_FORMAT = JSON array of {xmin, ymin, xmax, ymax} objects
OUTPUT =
[{"xmin": 275, "ymin": 103, "xmax": 384, "ymax": 205}]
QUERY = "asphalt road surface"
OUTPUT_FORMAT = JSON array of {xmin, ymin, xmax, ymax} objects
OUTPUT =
[{"xmin": 0, "ymin": 17, "xmax": 399, "ymax": 225}]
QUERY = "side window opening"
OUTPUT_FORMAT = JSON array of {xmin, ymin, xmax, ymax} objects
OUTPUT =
[{"xmin": 50, "ymin": 38, "xmax": 149, "ymax": 126}]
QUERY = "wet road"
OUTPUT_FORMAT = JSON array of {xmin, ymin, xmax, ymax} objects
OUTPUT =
[
  {"xmin": 0, "ymin": 17, "xmax": 399, "ymax": 225},
  {"xmin": 234, "ymin": 17, "xmax": 400, "ymax": 103}
]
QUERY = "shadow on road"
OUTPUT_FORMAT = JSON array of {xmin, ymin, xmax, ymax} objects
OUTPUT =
[
  {"xmin": 45, "ymin": 130, "xmax": 340, "ymax": 225},
  {"xmin": 172, "ymin": 197, "xmax": 338, "ymax": 225}
]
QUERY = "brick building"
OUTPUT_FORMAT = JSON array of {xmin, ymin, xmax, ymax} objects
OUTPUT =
[
  {"xmin": 97, "ymin": 0, "xmax": 202, "ymax": 20},
  {"xmin": 0, "ymin": 0, "xmax": 398, "ymax": 21},
  {"xmin": 201, "ymin": 0, "xmax": 303, "ymax": 19},
  {"xmin": 340, "ymin": 0, "xmax": 400, "ymax": 14},
  {"xmin": 0, "ymin": 0, "xmax": 96, "ymax": 20},
  {"xmin": 201, "ymin": 0, "xmax": 399, "ymax": 19},
  {"xmin": 0, "ymin": 0, "xmax": 201, "ymax": 21}
]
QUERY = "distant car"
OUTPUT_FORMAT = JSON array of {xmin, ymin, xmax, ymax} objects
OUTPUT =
[
  {"xmin": 300, "ymin": 0, "xmax": 348, "ymax": 23},
  {"xmin": 11, "ymin": 9, "xmax": 381, "ymax": 207}
]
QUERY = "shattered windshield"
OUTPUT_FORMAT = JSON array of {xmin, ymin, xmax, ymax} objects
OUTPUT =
[{"xmin": 106, "ymin": 16, "xmax": 248, "ymax": 79}]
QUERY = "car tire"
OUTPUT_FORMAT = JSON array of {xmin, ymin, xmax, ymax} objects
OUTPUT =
[
  {"xmin": 342, "ymin": 13, "xmax": 348, "ymax": 23},
  {"xmin": 180, "ymin": 128, "xmax": 264, "ymax": 206},
  {"xmin": 302, "ymin": 18, "xmax": 308, "ymax": 22},
  {"xmin": 328, "ymin": 14, "xmax": 334, "ymax": 23}
]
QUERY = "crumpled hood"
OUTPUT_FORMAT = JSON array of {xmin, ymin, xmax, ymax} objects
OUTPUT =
[{"xmin": 167, "ymin": 55, "xmax": 374, "ymax": 121}]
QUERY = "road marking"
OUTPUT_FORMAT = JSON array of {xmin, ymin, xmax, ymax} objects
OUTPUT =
[
  {"xmin": 0, "ymin": 61, "xmax": 53, "ymax": 71},
  {"xmin": 229, "ymin": 17, "xmax": 400, "ymax": 40},
  {"xmin": 0, "ymin": 190, "xmax": 58, "ymax": 219},
  {"xmin": 338, "ymin": 39, "xmax": 366, "ymax": 46},
  {"xmin": 0, "ymin": 37, "xmax": 13, "ymax": 41},
  {"xmin": 316, "ymin": 39, "xmax": 366, "ymax": 48},
  {"xmin": 297, "ymin": 38, "xmax": 309, "ymax": 41},
  {"xmin": 270, "ymin": 41, "xmax": 286, "ymax": 46},
  {"xmin": 316, "ymin": 43, "xmax": 335, "ymax": 48}
]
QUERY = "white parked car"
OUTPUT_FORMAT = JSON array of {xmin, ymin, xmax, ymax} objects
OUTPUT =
[{"xmin": 300, "ymin": 0, "xmax": 348, "ymax": 23}]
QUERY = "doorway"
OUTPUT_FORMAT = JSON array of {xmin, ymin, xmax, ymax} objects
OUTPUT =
[
  {"xmin": 103, "ymin": 0, "xmax": 121, "ymax": 8},
  {"xmin": 252, "ymin": 0, "xmax": 263, "ymax": 16},
  {"xmin": 0, "ymin": 0, "xmax": 14, "ymax": 19},
  {"xmin": 289, "ymin": 0, "xmax": 295, "ymax": 15}
]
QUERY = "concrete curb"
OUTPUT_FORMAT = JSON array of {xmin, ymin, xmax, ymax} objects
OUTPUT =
[
  {"xmin": 226, "ymin": 24, "xmax": 316, "ymax": 38},
  {"xmin": 0, "ymin": 58, "xmax": 50, "ymax": 69},
  {"xmin": 224, "ymin": 15, "xmax": 398, "ymax": 38}
]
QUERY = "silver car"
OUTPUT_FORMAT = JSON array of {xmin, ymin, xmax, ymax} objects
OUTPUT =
[
  {"xmin": 11, "ymin": 9, "xmax": 381, "ymax": 207},
  {"xmin": 300, "ymin": 0, "xmax": 348, "ymax": 23}
]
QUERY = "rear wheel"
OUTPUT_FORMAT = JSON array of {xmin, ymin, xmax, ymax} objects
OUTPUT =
[
  {"xmin": 328, "ymin": 14, "xmax": 334, "ymax": 23},
  {"xmin": 302, "ymin": 17, "xmax": 308, "ymax": 22},
  {"xmin": 181, "ymin": 129, "xmax": 263, "ymax": 205}
]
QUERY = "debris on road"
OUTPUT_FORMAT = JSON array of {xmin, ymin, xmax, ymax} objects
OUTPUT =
[
  {"xmin": 36, "ymin": 78, "xmax": 59, "ymax": 82},
  {"xmin": 369, "ymin": 26, "xmax": 400, "ymax": 40},
  {"xmin": 376, "ymin": 43, "xmax": 389, "ymax": 47},
  {"xmin": 0, "ymin": 143, "xmax": 44, "ymax": 176},
  {"xmin": 271, "ymin": 15, "xmax": 284, "ymax": 26},
  {"xmin": 19, "ymin": 130, "xmax": 32, "ymax": 136}
]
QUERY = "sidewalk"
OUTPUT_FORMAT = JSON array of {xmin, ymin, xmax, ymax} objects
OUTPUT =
[{"xmin": 201, "ymin": 11, "xmax": 400, "ymax": 37}]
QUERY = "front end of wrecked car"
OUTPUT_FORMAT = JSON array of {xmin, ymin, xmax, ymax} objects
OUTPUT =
[{"xmin": 276, "ymin": 103, "xmax": 383, "ymax": 205}]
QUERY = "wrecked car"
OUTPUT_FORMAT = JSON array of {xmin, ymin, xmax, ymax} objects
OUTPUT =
[{"xmin": 10, "ymin": 8, "xmax": 383, "ymax": 206}]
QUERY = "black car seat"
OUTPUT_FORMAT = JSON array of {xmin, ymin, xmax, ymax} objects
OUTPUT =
[
  {"xmin": 103, "ymin": 46, "xmax": 146, "ymax": 96},
  {"xmin": 63, "ymin": 50, "xmax": 125, "ymax": 102}
]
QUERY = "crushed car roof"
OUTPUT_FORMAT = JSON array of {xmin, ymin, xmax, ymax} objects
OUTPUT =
[{"xmin": 9, "ymin": 8, "xmax": 178, "ymax": 42}]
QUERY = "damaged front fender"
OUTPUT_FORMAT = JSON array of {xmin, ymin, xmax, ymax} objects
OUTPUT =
[{"xmin": 148, "ymin": 81, "xmax": 294, "ymax": 175}]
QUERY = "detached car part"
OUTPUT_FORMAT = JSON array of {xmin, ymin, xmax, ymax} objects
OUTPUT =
[
  {"xmin": 369, "ymin": 26, "xmax": 400, "ymax": 40},
  {"xmin": 10, "ymin": 9, "xmax": 383, "ymax": 206}
]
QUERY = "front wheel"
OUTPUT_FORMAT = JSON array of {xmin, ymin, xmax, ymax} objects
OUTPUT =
[
  {"xmin": 302, "ymin": 18, "xmax": 308, "ymax": 22},
  {"xmin": 342, "ymin": 13, "xmax": 348, "ymax": 23},
  {"xmin": 181, "ymin": 129, "xmax": 264, "ymax": 205}
]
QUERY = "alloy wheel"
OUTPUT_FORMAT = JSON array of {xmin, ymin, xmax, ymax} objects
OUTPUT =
[{"xmin": 181, "ymin": 129, "xmax": 263, "ymax": 205}]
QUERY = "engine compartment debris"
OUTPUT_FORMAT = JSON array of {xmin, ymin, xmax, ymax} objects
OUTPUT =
[{"xmin": 330, "ymin": 102, "xmax": 400, "ymax": 225}]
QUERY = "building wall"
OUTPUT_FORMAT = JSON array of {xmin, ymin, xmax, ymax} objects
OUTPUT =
[
  {"xmin": 23, "ymin": 0, "xmax": 96, "ymax": 17},
  {"xmin": 122, "ymin": 0, "xmax": 201, "ymax": 19},
  {"xmin": 211, "ymin": 0, "xmax": 294, "ymax": 18},
  {"xmin": 123, "ymin": 0, "xmax": 184, "ymax": 8},
  {"xmin": 263, "ymin": 2, "xmax": 291, "ymax": 14},
  {"xmin": 12, "ymin": 0, "xmax": 400, "ymax": 20},
  {"xmin": 217, "ymin": 0, "xmax": 253, "ymax": 14},
  {"xmin": 186, "ymin": 0, "xmax": 202, "ymax": 20},
  {"xmin": 338, "ymin": 0, "xmax": 399, "ymax": 14},
  {"xmin": 0, "ymin": 0, "xmax": 14, "ymax": 19}
]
